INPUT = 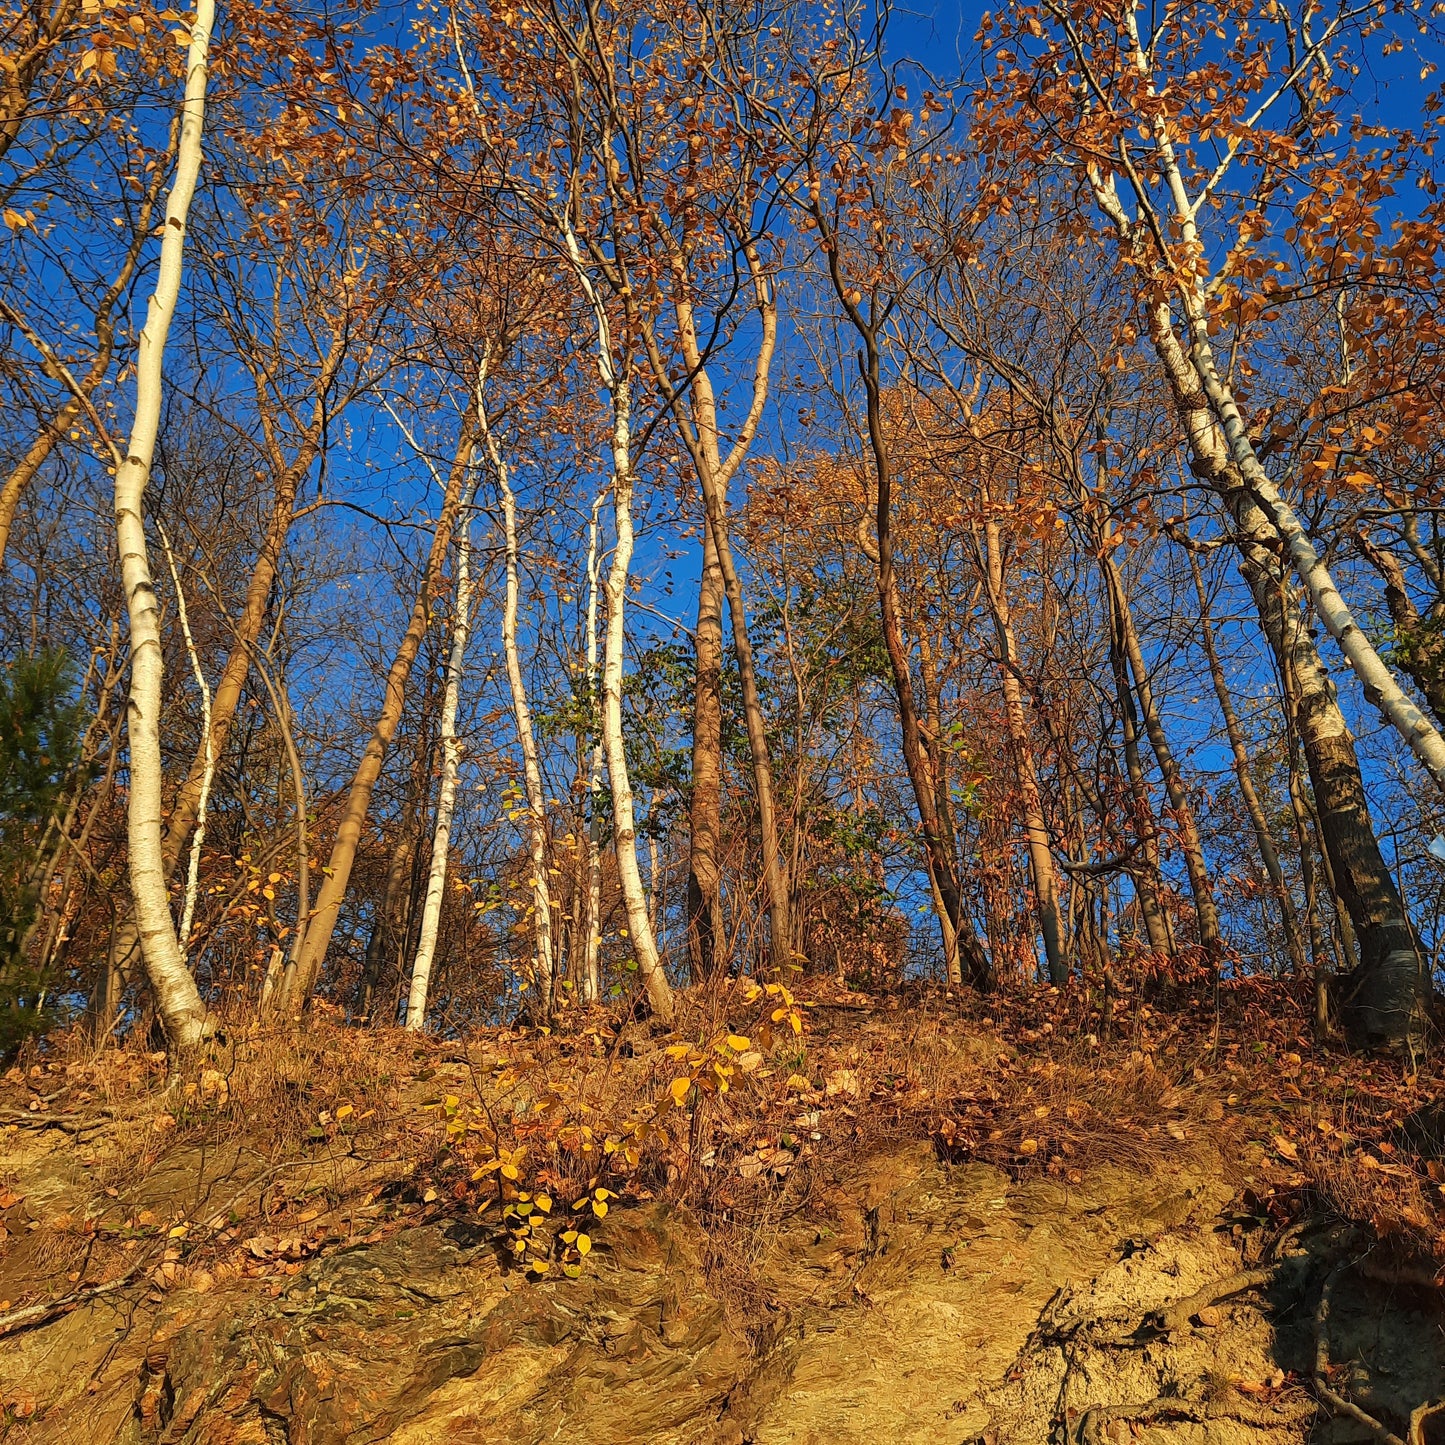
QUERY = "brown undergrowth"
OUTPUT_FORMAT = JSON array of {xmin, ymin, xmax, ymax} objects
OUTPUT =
[{"xmin": 1, "ymin": 973, "xmax": 1442, "ymax": 1364}]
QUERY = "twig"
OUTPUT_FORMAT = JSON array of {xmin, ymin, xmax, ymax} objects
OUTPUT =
[
  {"xmin": 0, "ymin": 1267, "xmax": 144, "ymax": 1338},
  {"xmin": 0, "ymin": 1108, "xmax": 115, "ymax": 1135}
]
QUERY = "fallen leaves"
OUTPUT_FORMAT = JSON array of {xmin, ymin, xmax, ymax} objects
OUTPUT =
[
  {"xmin": 737, "ymin": 1143, "xmax": 797, "ymax": 1180},
  {"xmin": 1271, "ymin": 1135, "xmax": 1300, "ymax": 1163}
]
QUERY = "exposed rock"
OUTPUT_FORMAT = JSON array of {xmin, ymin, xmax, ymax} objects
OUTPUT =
[{"xmin": 3, "ymin": 1144, "xmax": 1440, "ymax": 1443}]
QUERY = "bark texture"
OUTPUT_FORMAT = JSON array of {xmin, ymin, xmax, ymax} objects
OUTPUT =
[
  {"xmin": 687, "ymin": 516, "xmax": 727, "ymax": 979},
  {"xmin": 979, "ymin": 514, "xmax": 1068, "ymax": 984},
  {"xmin": 112, "ymin": 0, "xmax": 216, "ymax": 1049}
]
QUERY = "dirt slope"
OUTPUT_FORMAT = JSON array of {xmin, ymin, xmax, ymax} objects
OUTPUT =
[{"xmin": 3, "ymin": 1132, "xmax": 1440, "ymax": 1443}]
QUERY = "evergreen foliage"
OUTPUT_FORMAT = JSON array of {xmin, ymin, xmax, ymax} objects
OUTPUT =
[{"xmin": 1, "ymin": 649, "xmax": 85, "ymax": 1057}]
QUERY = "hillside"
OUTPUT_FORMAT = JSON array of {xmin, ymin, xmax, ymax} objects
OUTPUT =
[{"xmin": 2, "ymin": 981, "xmax": 1442, "ymax": 1443}]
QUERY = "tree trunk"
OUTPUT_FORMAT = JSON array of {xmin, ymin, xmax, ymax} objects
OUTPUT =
[
  {"xmin": 561, "ymin": 223, "xmax": 675, "ymax": 1023},
  {"xmin": 484, "ymin": 398, "xmax": 555, "ymax": 1020},
  {"xmin": 1087, "ymin": 86, "xmax": 1429, "ymax": 1044},
  {"xmin": 836, "ymin": 338, "xmax": 988, "ymax": 989},
  {"xmin": 581, "ymin": 490, "xmax": 606, "ymax": 1007},
  {"xmin": 1102, "ymin": 8, "xmax": 1445, "ymax": 792},
  {"xmin": 1141, "ymin": 294, "xmax": 1424, "ymax": 1047},
  {"xmin": 405, "ymin": 464, "xmax": 477, "ymax": 1030},
  {"xmin": 161, "ymin": 332, "xmax": 350, "ymax": 881},
  {"xmin": 113, "ymin": 0, "xmax": 215, "ymax": 1050},
  {"xmin": 287, "ymin": 408, "xmax": 479, "ymax": 1009},
  {"xmin": 636, "ymin": 250, "xmax": 792, "ymax": 976},
  {"xmin": 357, "ymin": 796, "xmax": 421, "ymax": 1022},
  {"xmin": 979, "ymin": 515, "xmax": 1068, "ymax": 984},
  {"xmin": 597, "ymin": 372, "xmax": 674, "ymax": 1023},
  {"xmin": 916, "ymin": 623, "xmax": 962, "ymax": 988},
  {"xmin": 687, "ymin": 514, "xmax": 727, "ymax": 979},
  {"xmin": 1104, "ymin": 583, "xmax": 1174, "ymax": 956},
  {"xmin": 156, "ymin": 522, "xmax": 213, "ymax": 952},
  {"xmin": 1355, "ymin": 529, "xmax": 1445, "ymax": 727},
  {"xmin": 1185, "ymin": 541, "xmax": 1309, "ymax": 978},
  {"xmin": 1100, "ymin": 547, "xmax": 1222, "ymax": 954},
  {"xmin": 248, "ymin": 649, "xmax": 309, "ymax": 1021}
]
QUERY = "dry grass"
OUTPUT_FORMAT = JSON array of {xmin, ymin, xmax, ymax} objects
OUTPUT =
[{"xmin": 3, "ymin": 973, "xmax": 1442, "ymax": 1327}]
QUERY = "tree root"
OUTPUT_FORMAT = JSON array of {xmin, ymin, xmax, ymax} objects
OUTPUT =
[
  {"xmin": 1077, "ymin": 1391, "xmax": 1315, "ymax": 1443},
  {"xmin": 1080, "ymin": 1263, "xmax": 1287, "ymax": 1346},
  {"xmin": 1155, "ymin": 1266, "xmax": 1279, "ymax": 1335},
  {"xmin": 1409, "ymin": 1399, "xmax": 1445, "ymax": 1445},
  {"xmin": 1058, "ymin": 1241, "xmax": 1444, "ymax": 1444},
  {"xmin": 1315, "ymin": 1261, "xmax": 1409, "ymax": 1445}
]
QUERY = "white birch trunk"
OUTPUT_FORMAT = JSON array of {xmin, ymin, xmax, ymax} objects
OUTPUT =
[
  {"xmin": 484, "ymin": 395, "xmax": 557, "ymax": 1018},
  {"xmin": 1109, "ymin": 0, "xmax": 1445, "ymax": 792},
  {"xmin": 405, "ymin": 467, "xmax": 477, "ymax": 1030},
  {"xmin": 156, "ymin": 521, "xmax": 212, "ymax": 952},
  {"xmin": 597, "ymin": 371, "xmax": 673, "ymax": 1022},
  {"xmin": 560, "ymin": 220, "xmax": 674, "ymax": 1022},
  {"xmin": 582, "ymin": 489, "xmax": 605, "ymax": 1008},
  {"xmin": 114, "ymin": 0, "xmax": 215, "ymax": 1049}
]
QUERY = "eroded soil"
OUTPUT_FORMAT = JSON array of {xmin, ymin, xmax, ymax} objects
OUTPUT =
[{"xmin": 3, "ymin": 1132, "xmax": 1441, "ymax": 1443}]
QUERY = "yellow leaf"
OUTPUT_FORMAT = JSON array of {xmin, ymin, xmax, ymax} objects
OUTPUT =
[
  {"xmin": 535, "ymin": 1194, "xmax": 553, "ymax": 1213},
  {"xmin": 168, "ymin": 1223, "xmax": 189, "ymax": 1238},
  {"xmin": 1018, "ymin": 1138, "xmax": 1039, "ymax": 1156},
  {"xmin": 591, "ymin": 1199, "xmax": 608, "ymax": 1218},
  {"xmin": 2, "ymin": 207, "xmax": 27, "ymax": 230},
  {"xmin": 501, "ymin": 1163, "xmax": 519, "ymax": 1180},
  {"xmin": 576, "ymin": 1233, "xmax": 591, "ymax": 1255},
  {"xmin": 726, "ymin": 1034, "xmax": 750, "ymax": 1051},
  {"xmin": 335, "ymin": 1104, "xmax": 353, "ymax": 1121},
  {"xmin": 669, "ymin": 1077, "xmax": 691, "ymax": 1103}
]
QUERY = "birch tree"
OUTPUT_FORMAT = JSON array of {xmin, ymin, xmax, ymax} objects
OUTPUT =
[
  {"xmin": 560, "ymin": 225, "xmax": 675, "ymax": 1024},
  {"xmin": 978, "ymin": 0, "xmax": 1430, "ymax": 1046},
  {"xmin": 473, "ymin": 372, "xmax": 557, "ymax": 1020},
  {"xmin": 405, "ymin": 442, "xmax": 479, "ymax": 1030},
  {"xmin": 580, "ymin": 489, "xmax": 607, "ymax": 1007},
  {"xmin": 111, "ymin": 0, "xmax": 215, "ymax": 1049},
  {"xmin": 287, "ymin": 406, "xmax": 480, "ymax": 1010}
]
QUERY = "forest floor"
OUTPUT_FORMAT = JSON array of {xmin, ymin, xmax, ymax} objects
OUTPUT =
[{"xmin": 0, "ymin": 976, "xmax": 1443, "ymax": 1443}]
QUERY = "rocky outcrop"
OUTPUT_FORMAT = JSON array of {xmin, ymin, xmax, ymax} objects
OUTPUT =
[{"xmin": 4, "ymin": 1143, "xmax": 1441, "ymax": 1443}]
